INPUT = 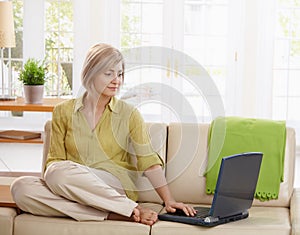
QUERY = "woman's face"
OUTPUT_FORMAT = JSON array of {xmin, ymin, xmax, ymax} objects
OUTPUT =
[{"xmin": 93, "ymin": 61, "xmax": 123, "ymax": 98}]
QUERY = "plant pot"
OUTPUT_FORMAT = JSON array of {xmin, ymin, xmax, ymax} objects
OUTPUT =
[{"xmin": 24, "ymin": 85, "xmax": 44, "ymax": 104}]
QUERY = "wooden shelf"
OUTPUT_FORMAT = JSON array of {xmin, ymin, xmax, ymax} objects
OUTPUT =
[
  {"xmin": 0, "ymin": 97, "xmax": 66, "ymax": 112},
  {"xmin": 0, "ymin": 133, "xmax": 43, "ymax": 144},
  {"xmin": 0, "ymin": 97, "xmax": 67, "ymax": 144}
]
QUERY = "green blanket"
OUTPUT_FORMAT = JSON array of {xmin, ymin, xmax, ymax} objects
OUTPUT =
[{"xmin": 205, "ymin": 116, "xmax": 286, "ymax": 201}]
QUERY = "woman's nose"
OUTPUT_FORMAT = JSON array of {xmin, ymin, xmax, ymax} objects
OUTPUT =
[{"xmin": 111, "ymin": 76, "xmax": 122, "ymax": 83}]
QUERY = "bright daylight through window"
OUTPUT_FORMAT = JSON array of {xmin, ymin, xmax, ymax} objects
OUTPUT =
[{"xmin": 1, "ymin": 0, "xmax": 300, "ymax": 134}]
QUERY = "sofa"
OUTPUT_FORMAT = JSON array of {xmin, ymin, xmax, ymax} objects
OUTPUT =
[{"xmin": 0, "ymin": 120, "xmax": 299, "ymax": 235}]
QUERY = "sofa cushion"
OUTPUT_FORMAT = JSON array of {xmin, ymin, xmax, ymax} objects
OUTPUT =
[
  {"xmin": 291, "ymin": 188, "xmax": 300, "ymax": 235},
  {"xmin": 14, "ymin": 214, "xmax": 150, "ymax": 235},
  {"xmin": 154, "ymin": 205, "xmax": 290, "ymax": 235},
  {"xmin": 0, "ymin": 207, "xmax": 17, "ymax": 235},
  {"xmin": 14, "ymin": 203, "xmax": 162, "ymax": 235},
  {"xmin": 166, "ymin": 123, "xmax": 211, "ymax": 204},
  {"xmin": 135, "ymin": 123, "xmax": 167, "ymax": 203},
  {"xmin": 166, "ymin": 123, "xmax": 296, "ymax": 207}
]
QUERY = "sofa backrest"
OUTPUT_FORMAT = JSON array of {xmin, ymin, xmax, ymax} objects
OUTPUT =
[
  {"xmin": 43, "ymin": 121, "xmax": 296, "ymax": 207},
  {"xmin": 42, "ymin": 120, "xmax": 167, "ymax": 203},
  {"xmin": 166, "ymin": 123, "xmax": 296, "ymax": 207},
  {"xmin": 132, "ymin": 123, "xmax": 167, "ymax": 203}
]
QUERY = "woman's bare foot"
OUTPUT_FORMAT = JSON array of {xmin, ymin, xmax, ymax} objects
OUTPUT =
[
  {"xmin": 132, "ymin": 207, "xmax": 140, "ymax": 222},
  {"xmin": 133, "ymin": 205, "xmax": 158, "ymax": 225},
  {"xmin": 107, "ymin": 206, "xmax": 158, "ymax": 226}
]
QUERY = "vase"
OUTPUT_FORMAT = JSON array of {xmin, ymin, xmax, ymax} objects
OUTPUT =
[{"xmin": 23, "ymin": 85, "xmax": 44, "ymax": 104}]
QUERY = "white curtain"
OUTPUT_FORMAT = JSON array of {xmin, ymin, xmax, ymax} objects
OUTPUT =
[
  {"xmin": 23, "ymin": 0, "xmax": 44, "ymax": 61},
  {"xmin": 225, "ymin": 0, "xmax": 276, "ymax": 119},
  {"xmin": 254, "ymin": 0, "xmax": 276, "ymax": 119}
]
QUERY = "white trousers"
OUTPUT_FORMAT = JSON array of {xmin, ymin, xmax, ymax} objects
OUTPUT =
[{"xmin": 10, "ymin": 161, "xmax": 138, "ymax": 221}]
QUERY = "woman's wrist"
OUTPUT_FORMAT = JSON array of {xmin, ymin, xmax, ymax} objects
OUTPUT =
[{"xmin": 163, "ymin": 198, "xmax": 176, "ymax": 206}]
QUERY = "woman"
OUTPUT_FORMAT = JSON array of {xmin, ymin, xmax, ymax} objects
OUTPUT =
[{"xmin": 11, "ymin": 43, "xmax": 195, "ymax": 225}]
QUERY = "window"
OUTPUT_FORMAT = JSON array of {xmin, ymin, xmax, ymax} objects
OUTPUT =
[
  {"xmin": 183, "ymin": 0, "xmax": 229, "ymax": 121},
  {"xmin": 4, "ymin": 0, "xmax": 300, "ymax": 139},
  {"xmin": 2, "ymin": 0, "xmax": 74, "ymax": 98},
  {"xmin": 272, "ymin": 0, "xmax": 300, "ymax": 144},
  {"xmin": 3, "ymin": 0, "xmax": 23, "ymax": 97},
  {"xmin": 184, "ymin": 0, "xmax": 228, "ymax": 95},
  {"xmin": 45, "ymin": 0, "xmax": 73, "ymax": 96},
  {"xmin": 120, "ymin": 0, "xmax": 167, "ymax": 122},
  {"xmin": 120, "ymin": 0, "xmax": 229, "ymax": 122},
  {"xmin": 121, "ymin": 0, "xmax": 163, "ymax": 49},
  {"xmin": 273, "ymin": 0, "xmax": 300, "ymax": 122}
]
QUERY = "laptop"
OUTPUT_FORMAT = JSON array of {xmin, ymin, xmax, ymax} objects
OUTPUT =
[{"xmin": 158, "ymin": 152, "xmax": 263, "ymax": 227}]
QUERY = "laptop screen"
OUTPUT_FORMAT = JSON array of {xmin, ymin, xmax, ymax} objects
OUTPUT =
[{"xmin": 210, "ymin": 152, "xmax": 263, "ymax": 218}]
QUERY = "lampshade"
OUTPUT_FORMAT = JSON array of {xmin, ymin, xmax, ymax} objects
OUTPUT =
[{"xmin": 0, "ymin": 1, "xmax": 16, "ymax": 48}]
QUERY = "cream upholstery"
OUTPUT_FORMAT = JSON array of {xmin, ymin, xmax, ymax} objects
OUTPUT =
[
  {"xmin": 0, "ymin": 121, "xmax": 299, "ymax": 235},
  {"xmin": 153, "ymin": 206, "xmax": 291, "ymax": 235},
  {"xmin": 152, "ymin": 123, "xmax": 299, "ymax": 235},
  {"xmin": 13, "ymin": 203, "xmax": 162, "ymax": 235},
  {"xmin": 134, "ymin": 122, "xmax": 167, "ymax": 203},
  {"xmin": 14, "ymin": 215, "xmax": 151, "ymax": 235},
  {"xmin": 166, "ymin": 123, "xmax": 296, "ymax": 207},
  {"xmin": 0, "ymin": 208, "xmax": 17, "ymax": 235}
]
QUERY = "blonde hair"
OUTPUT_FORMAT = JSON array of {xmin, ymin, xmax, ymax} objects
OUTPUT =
[{"xmin": 81, "ymin": 43, "xmax": 124, "ymax": 90}]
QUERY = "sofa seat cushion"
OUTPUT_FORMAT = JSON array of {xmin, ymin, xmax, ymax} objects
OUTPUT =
[
  {"xmin": 153, "ymin": 206, "xmax": 290, "ymax": 235},
  {"xmin": 14, "ymin": 203, "xmax": 163, "ymax": 235},
  {"xmin": 14, "ymin": 215, "xmax": 149, "ymax": 235},
  {"xmin": 0, "ymin": 207, "xmax": 17, "ymax": 235}
]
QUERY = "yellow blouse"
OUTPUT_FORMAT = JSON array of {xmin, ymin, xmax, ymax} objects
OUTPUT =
[{"xmin": 46, "ymin": 95, "xmax": 163, "ymax": 201}]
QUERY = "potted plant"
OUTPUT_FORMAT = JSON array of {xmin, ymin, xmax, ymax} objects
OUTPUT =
[{"xmin": 19, "ymin": 58, "xmax": 47, "ymax": 104}]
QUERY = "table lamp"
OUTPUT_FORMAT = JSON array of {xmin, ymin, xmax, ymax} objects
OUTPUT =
[{"xmin": 0, "ymin": 1, "xmax": 16, "ymax": 101}]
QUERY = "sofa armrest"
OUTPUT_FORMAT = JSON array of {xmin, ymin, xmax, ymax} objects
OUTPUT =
[{"xmin": 291, "ymin": 188, "xmax": 300, "ymax": 235}]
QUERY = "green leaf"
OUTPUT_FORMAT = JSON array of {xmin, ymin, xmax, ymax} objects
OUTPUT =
[{"xmin": 19, "ymin": 58, "xmax": 48, "ymax": 85}]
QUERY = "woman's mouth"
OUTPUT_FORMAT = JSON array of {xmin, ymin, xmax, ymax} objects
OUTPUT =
[{"xmin": 108, "ymin": 87, "xmax": 119, "ymax": 91}]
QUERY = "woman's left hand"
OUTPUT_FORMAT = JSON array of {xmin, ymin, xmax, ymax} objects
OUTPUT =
[{"xmin": 164, "ymin": 200, "xmax": 197, "ymax": 216}]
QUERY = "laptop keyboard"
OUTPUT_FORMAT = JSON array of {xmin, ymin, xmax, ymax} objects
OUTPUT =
[
  {"xmin": 195, "ymin": 207, "xmax": 210, "ymax": 218},
  {"xmin": 171, "ymin": 206, "xmax": 210, "ymax": 218}
]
